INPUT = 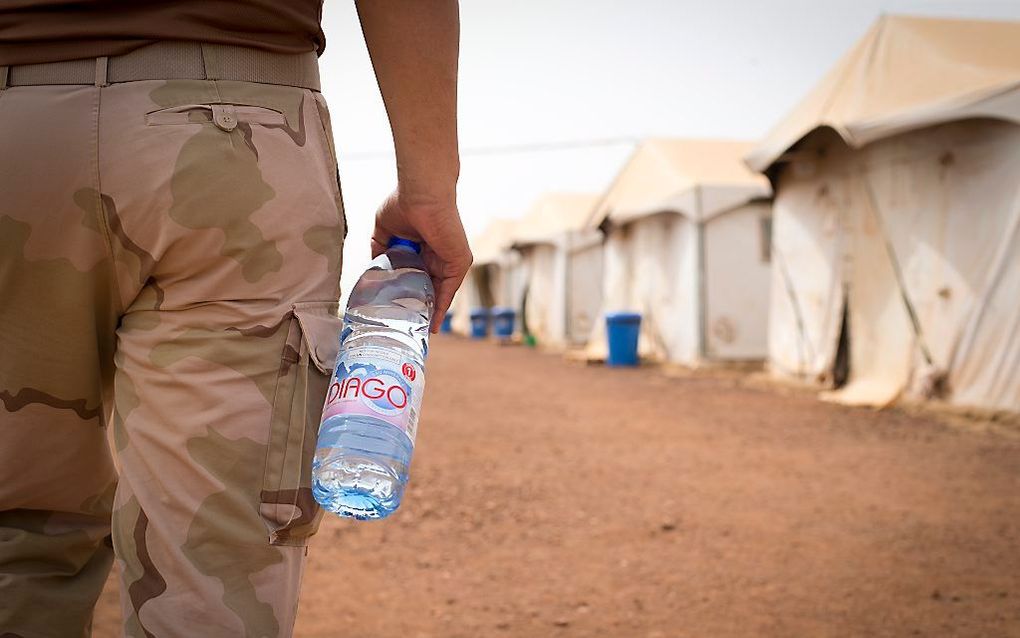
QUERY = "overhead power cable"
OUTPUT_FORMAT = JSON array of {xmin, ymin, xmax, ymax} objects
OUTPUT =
[{"xmin": 340, "ymin": 136, "xmax": 639, "ymax": 161}]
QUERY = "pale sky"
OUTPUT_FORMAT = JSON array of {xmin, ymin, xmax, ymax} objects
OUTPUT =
[{"xmin": 318, "ymin": 0, "xmax": 1020, "ymax": 295}]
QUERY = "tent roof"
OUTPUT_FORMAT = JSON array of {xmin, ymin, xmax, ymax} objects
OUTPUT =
[
  {"xmin": 469, "ymin": 218, "xmax": 518, "ymax": 266},
  {"xmin": 590, "ymin": 138, "xmax": 771, "ymax": 228},
  {"xmin": 510, "ymin": 192, "xmax": 601, "ymax": 246},
  {"xmin": 747, "ymin": 14, "xmax": 1020, "ymax": 172}
]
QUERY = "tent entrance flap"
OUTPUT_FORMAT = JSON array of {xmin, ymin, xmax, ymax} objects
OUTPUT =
[
  {"xmin": 703, "ymin": 201, "xmax": 772, "ymax": 361},
  {"xmin": 475, "ymin": 267, "xmax": 496, "ymax": 308},
  {"xmin": 833, "ymin": 294, "xmax": 850, "ymax": 389},
  {"xmin": 566, "ymin": 234, "xmax": 605, "ymax": 346}
]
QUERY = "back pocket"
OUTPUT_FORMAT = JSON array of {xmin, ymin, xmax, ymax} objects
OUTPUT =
[{"xmin": 261, "ymin": 301, "xmax": 341, "ymax": 546}]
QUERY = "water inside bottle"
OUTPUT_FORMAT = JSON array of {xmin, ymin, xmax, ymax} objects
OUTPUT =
[{"xmin": 312, "ymin": 244, "xmax": 434, "ymax": 520}]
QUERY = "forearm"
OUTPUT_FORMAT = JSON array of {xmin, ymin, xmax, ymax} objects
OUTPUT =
[{"xmin": 356, "ymin": 0, "xmax": 460, "ymax": 200}]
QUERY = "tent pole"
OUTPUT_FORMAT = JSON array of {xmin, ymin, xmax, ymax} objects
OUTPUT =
[
  {"xmin": 560, "ymin": 233, "xmax": 571, "ymax": 345},
  {"xmin": 696, "ymin": 185, "xmax": 708, "ymax": 361}
]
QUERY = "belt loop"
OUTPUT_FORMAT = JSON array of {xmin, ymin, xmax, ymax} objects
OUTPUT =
[
  {"xmin": 95, "ymin": 56, "xmax": 109, "ymax": 87},
  {"xmin": 0, "ymin": 66, "xmax": 8, "ymax": 90}
]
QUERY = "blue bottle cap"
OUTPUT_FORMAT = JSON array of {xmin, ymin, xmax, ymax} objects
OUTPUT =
[{"xmin": 388, "ymin": 236, "xmax": 422, "ymax": 253}]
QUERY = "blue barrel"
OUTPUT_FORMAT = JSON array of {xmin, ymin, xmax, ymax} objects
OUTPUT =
[
  {"xmin": 469, "ymin": 308, "xmax": 490, "ymax": 339},
  {"xmin": 440, "ymin": 314, "xmax": 453, "ymax": 333},
  {"xmin": 492, "ymin": 307, "xmax": 515, "ymax": 338},
  {"xmin": 605, "ymin": 312, "xmax": 642, "ymax": 366}
]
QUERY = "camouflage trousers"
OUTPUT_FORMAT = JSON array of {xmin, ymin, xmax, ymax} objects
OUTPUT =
[{"xmin": 0, "ymin": 77, "xmax": 345, "ymax": 636}]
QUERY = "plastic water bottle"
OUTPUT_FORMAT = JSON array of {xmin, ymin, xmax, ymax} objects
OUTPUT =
[{"xmin": 313, "ymin": 237, "xmax": 434, "ymax": 520}]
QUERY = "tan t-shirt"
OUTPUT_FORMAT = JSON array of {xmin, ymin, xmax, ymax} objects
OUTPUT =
[{"xmin": 0, "ymin": 0, "xmax": 325, "ymax": 66}]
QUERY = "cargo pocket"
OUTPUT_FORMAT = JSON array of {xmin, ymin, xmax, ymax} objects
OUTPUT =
[{"xmin": 261, "ymin": 301, "xmax": 341, "ymax": 546}]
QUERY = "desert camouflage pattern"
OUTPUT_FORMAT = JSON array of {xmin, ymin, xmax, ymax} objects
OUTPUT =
[{"xmin": 0, "ymin": 77, "xmax": 345, "ymax": 637}]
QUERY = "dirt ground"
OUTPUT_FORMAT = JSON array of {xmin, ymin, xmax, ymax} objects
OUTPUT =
[{"xmin": 93, "ymin": 335, "xmax": 1020, "ymax": 637}]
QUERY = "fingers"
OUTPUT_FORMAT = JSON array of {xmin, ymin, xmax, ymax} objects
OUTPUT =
[
  {"xmin": 369, "ymin": 189, "xmax": 473, "ymax": 332},
  {"xmin": 419, "ymin": 238, "xmax": 472, "ymax": 332},
  {"xmin": 430, "ymin": 271, "xmax": 467, "ymax": 333},
  {"xmin": 371, "ymin": 195, "xmax": 398, "ymax": 258}
]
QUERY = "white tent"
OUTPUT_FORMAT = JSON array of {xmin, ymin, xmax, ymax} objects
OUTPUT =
[
  {"xmin": 747, "ymin": 15, "xmax": 1020, "ymax": 412},
  {"xmin": 507, "ymin": 193, "xmax": 602, "ymax": 348},
  {"xmin": 586, "ymin": 138, "xmax": 773, "ymax": 365},
  {"xmin": 451, "ymin": 218, "xmax": 518, "ymax": 335}
]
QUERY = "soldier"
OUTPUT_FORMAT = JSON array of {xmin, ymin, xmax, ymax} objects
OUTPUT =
[{"xmin": 0, "ymin": 1, "xmax": 471, "ymax": 635}]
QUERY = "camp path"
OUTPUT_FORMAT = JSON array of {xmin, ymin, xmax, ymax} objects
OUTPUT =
[{"xmin": 93, "ymin": 335, "xmax": 1020, "ymax": 637}]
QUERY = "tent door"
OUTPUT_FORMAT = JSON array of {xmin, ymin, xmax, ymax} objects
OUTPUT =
[
  {"xmin": 477, "ymin": 266, "xmax": 496, "ymax": 308},
  {"xmin": 832, "ymin": 293, "xmax": 850, "ymax": 388},
  {"xmin": 566, "ymin": 236, "xmax": 604, "ymax": 346}
]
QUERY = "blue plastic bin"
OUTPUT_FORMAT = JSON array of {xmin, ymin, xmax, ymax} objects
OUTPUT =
[
  {"xmin": 492, "ymin": 307, "xmax": 515, "ymax": 338},
  {"xmin": 469, "ymin": 308, "xmax": 490, "ymax": 339},
  {"xmin": 605, "ymin": 312, "xmax": 642, "ymax": 366},
  {"xmin": 440, "ymin": 314, "xmax": 453, "ymax": 333}
]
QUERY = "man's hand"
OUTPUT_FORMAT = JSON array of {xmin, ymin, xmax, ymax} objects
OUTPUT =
[{"xmin": 372, "ymin": 189, "xmax": 472, "ymax": 333}]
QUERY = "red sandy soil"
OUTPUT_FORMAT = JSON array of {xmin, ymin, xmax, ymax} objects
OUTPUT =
[{"xmin": 94, "ymin": 335, "xmax": 1020, "ymax": 637}]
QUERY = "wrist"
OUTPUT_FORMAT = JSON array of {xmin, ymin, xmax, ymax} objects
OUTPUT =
[{"xmin": 395, "ymin": 171, "xmax": 459, "ymax": 208}]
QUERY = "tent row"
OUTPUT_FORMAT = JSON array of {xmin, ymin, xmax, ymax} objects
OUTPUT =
[
  {"xmin": 453, "ymin": 14, "xmax": 1020, "ymax": 414},
  {"xmin": 452, "ymin": 138, "xmax": 775, "ymax": 365}
]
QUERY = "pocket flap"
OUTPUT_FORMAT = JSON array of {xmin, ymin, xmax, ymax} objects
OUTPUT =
[
  {"xmin": 145, "ymin": 103, "xmax": 287, "ymax": 127},
  {"xmin": 293, "ymin": 302, "xmax": 341, "ymax": 374}
]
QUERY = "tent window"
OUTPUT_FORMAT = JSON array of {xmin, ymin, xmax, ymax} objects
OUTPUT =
[{"xmin": 759, "ymin": 215, "xmax": 772, "ymax": 263}]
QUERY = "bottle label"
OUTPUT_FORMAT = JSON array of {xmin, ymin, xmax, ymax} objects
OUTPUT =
[{"xmin": 321, "ymin": 345, "xmax": 424, "ymax": 444}]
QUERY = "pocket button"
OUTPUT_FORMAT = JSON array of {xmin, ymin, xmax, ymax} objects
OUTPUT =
[{"xmin": 212, "ymin": 104, "xmax": 238, "ymax": 132}]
